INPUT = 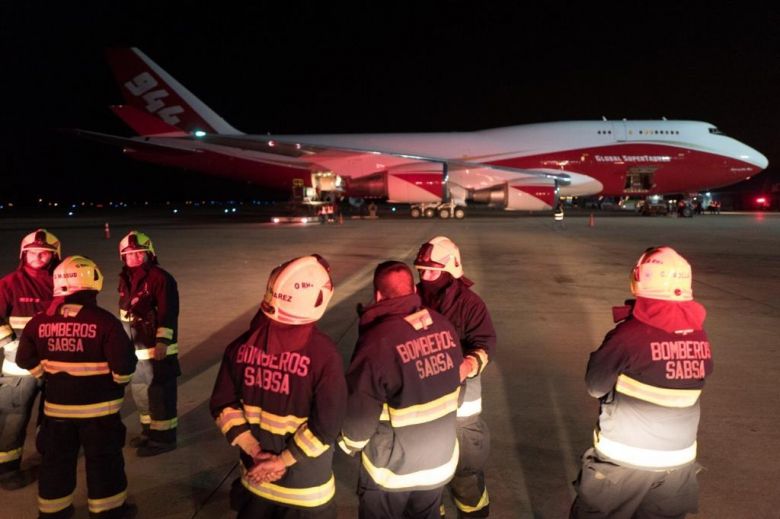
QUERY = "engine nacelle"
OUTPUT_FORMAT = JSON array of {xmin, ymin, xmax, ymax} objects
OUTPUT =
[
  {"xmin": 470, "ymin": 180, "xmax": 557, "ymax": 210},
  {"xmin": 344, "ymin": 167, "xmax": 444, "ymax": 204}
]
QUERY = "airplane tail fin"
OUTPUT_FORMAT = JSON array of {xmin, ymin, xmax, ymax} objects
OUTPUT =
[
  {"xmin": 110, "ymin": 105, "xmax": 188, "ymax": 137},
  {"xmin": 105, "ymin": 47, "xmax": 242, "ymax": 135}
]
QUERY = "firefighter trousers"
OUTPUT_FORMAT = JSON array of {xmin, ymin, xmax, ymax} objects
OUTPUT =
[
  {"xmin": 358, "ymin": 465, "xmax": 444, "ymax": 519},
  {"xmin": 446, "ymin": 416, "xmax": 490, "ymax": 518},
  {"xmin": 569, "ymin": 448, "xmax": 701, "ymax": 519},
  {"xmin": 131, "ymin": 357, "xmax": 178, "ymax": 444},
  {"xmin": 0, "ymin": 375, "xmax": 40, "ymax": 473},
  {"xmin": 38, "ymin": 413, "xmax": 128, "ymax": 518},
  {"xmin": 237, "ymin": 494, "xmax": 336, "ymax": 519}
]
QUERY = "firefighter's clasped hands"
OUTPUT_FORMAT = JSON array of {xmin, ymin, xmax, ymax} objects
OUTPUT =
[{"xmin": 247, "ymin": 453, "xmax": 286, "ymax": 483}]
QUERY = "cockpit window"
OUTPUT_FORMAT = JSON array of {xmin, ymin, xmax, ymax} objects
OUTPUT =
[{"xmin": 708, "ymin": 127, "xmax": 725, "ymax": 135}]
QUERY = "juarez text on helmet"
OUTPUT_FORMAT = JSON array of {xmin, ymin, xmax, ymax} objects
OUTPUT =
[{"xmin": 261, "ymin": 255, "xmax": 334, "ymax": 325}]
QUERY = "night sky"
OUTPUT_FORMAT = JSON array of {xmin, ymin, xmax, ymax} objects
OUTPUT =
[{"xmin": 3, "ymin": 3, "xmax": 778, "ymax": 204}]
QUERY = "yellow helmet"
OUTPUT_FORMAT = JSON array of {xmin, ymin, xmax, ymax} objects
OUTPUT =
[
  {"xmin": 53, "ymin": 256, "xmax": 104, "ymax": 297},
  {"xmin": 631, "ymin": 247, "xmax": 692, "ymax": 301},
  {"xmin": 19, "ymin": 229, "xmax": 61, "ymax": 260},
  {"xmin": 260, "ymin": 255, "xmax": 334, "ymax": 325},
  {"xmin": 119, "ymin": 231, "xmax": 155, "ymax": 259},
  {"xmin": 414, "ymin": 236, "xmax": 463, "ymax": 279}
]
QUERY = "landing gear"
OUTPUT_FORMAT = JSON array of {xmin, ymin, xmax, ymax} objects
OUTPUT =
[{"xmin": 409, "ymin": 202, "xmax": 466, "ymax": 220}]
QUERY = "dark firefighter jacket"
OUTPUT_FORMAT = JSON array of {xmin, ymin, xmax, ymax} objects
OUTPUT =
[
  {"xmin": 418, "ymin": 275, "xmax": 496, "ymax": 420},
  {"xmin": 587, "ymin": 297, "xmax": 714, "ymax": 470},
  {"xmin": 118, "ymin": 262, "xmax": 180, "ymax": 378},
  {"xmin": 0, "ymin": 265, "xmax": 54, "ymax": 375},
  {"xmin": 210, "ymin": 313, "xmax": 346, "ymax": 509},
  {"xmin": 340, "ymin": 293, "xmax": 463, "ymax": 492},
  {"xmin": 16, "ymin": 291, "xmax": 136, "ymax": 419}
]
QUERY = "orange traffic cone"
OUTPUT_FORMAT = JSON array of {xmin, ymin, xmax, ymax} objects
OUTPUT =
[
  {"xmin": 338, "ymin": 212, "xmax": 344, "ymax": 224},
  {"xmin": 588, "ymin": 213, "xmax": 595, "ymax": 227},
  {"xmin": 104, "ymin": 222, "xmax": 111, "ymax": 239}
]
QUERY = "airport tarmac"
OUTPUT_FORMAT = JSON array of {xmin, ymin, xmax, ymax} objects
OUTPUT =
[{"xmin": 2, "ymin": 211, "xmax": 778, "ymax": 518}]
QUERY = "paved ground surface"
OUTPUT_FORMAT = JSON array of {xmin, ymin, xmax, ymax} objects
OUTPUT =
[{"xmin": 2, "ymin": 210, "xmax": 778, "ymax": 518}]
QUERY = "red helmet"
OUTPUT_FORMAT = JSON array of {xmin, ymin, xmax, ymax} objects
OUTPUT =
[
  {"xmin": 261, "ymin": 255, "xmax": 334, "ymax": 325},
  {"xmin": 631, "ymin": 247, "xmax": 692, "ymax": 301}
]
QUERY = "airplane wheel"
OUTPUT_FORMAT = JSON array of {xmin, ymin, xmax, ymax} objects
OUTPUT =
[
  {"xmin": 454, "ymin": 207, "xmax": 466, "ymax": 219},
  {"xmin": 438, "ymin": 208, "xmax": 450, "ymax": 219},
  {"xmin": 424, "ymin": 208, "xmax": 436, "ymax": 218},
  {"xmin": 410, "ymin": 207, "xmax": 422, "ymax": 218}
]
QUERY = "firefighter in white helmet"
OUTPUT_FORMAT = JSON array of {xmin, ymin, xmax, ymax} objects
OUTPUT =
[
  {"xmin": 414, "ymin": 236, "xmax": 496, "ymax": 518},
  {"xmin": 570, "ymin": 247, "xmax": 713, "ymax": 518},
  {"xmin": 117, "ymin": 231, "xmax": 181, "ymax": 457},
  {"xmin": 210, "ymin": 255, "xmax": 346, "ymax": 518},
  {"xmin": 16, "ymin": 256, "xmax": 137, "ymax": 518},
  {"xmin": 0, "ymin": 229, "xmax": 61, "ymax": 490}
]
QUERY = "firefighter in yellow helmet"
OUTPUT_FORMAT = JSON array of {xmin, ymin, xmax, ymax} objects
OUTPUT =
[
  {"xmin": 117, "ymin": 231, "xmax": 180, "ymax": 457},
  {"xmin": 570, "ymin": 247, "xmax": 713, "ymax": 518},
  {"xmin": 414, "ymin": 236, "xmax": 496, "ymax": 518},
  {"xmin": 210, "ymin": 255, "xmax": 346, "ymax": 518},
  {"xmin": 16, "ymin": 256, "xmax": 137, "ymax": 518},
  {"xmin": 0, "ymin": 229, "xmax": 61, "ymax": 490}
]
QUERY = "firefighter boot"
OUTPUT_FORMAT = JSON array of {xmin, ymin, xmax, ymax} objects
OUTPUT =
[{"xmin": 136, "ymin": 440, "xmax": 176, "ymax": 457}]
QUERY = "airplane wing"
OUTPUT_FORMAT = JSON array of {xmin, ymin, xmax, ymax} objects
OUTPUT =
[
  {"xmin": 68, "ymin": 129, "xmax": 201, "ymax": 155},
  {"xmin": 198, "ymin": 134, "xmax": 571, "ymax": 184}
]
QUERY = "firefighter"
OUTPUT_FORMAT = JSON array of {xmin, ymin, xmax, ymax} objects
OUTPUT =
[
  {"xmin": 414, "ymin": 237, "xmax": 496, "ymax": 518},
  {"xmin": 570, "ymin": 247, "xmax": 713, "ymax": 519},
  {"xmin": 117, "ymin": 231, "xmax": 180, "ymax": 457},
  {"xmin": 16, "ymin": 256, "xmax": 137, "ymax": 518},
  {"xmin": 210, "ymin": 255, "xmax": 346, "ymax": 518},
  {"xmin": 340, "ymin": 261, "xmax": 463, "ymax": 519},
  {"xmin": 0, "ymin": 229, "xmax": 61, "ymax": 490}
]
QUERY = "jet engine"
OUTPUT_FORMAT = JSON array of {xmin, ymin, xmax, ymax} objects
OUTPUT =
[{"xmin": 470, "ymin": 179, "xmax": 558, "ymax": 210}]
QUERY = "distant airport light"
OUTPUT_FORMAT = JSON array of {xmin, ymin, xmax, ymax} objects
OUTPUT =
[
  {"xmin": 272, "ymin": 217, "xmax": 280, "ymax": 223},
  {"xmin": 268, "ymin": 140, "xmax": 276, "ymax": 147},
  {"xmin": 173, "ymin": 209, "xmax": 179, "ymax": 214},
  {"xmin": 194, "ymin": 130, "xmax": 207, "ymax": 138}
]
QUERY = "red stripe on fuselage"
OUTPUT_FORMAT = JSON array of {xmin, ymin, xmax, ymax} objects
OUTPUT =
[{"xmin": 489, "ymin": 143, "xmax": 761, "ymax": 195}]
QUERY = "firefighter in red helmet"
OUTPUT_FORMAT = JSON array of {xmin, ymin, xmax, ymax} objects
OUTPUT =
[
  {"xmin": 117, "ymin": 231, "xmax": 180, "ymax": 457},
  {"xmin": 210, "ymin": 255, "xmax": 347, "ymax": 518},
  {"xmin": 415, "ymin": 236, "xmax": 496, "ymax": 518},
  {"xmin": 570, "ymin": 247, "xmax": 713, "ymax": 518},
  {"xmin": 16, "ymin": 256, "xmax": 137, "ymax": 518},
  {"xmin": 0, "ymin": 229, "xmax": 61, "ymax": 490}
]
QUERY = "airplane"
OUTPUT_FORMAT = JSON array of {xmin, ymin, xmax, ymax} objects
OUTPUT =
[{"xmin": 73, "ymin": 48, "xmax": 769, "ymax": 219}]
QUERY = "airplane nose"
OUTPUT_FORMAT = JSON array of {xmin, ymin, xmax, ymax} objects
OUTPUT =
[{"xmin": 752, "ymin": 149, "xmax": 769, "ymax": 170}]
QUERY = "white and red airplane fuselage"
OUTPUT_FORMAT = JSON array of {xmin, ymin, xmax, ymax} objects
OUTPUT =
[{"xmin": 76, "ymin": 48, "xmax": 768, "ymax": 214}]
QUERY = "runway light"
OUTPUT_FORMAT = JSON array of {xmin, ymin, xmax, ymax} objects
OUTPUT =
[
  {"xmin": 67, "ymin": 211, "xmax": 74, "ymax": 216},
  {"xmin": 301, "ymin": 217, "xmax": 308, "ymax": 223},
  {"xmin": 272, "ymin": 217, "xmax": 280, "ymax": 223},
  {"xmin": 392, "ymin": 207, "xmax": 397, "ymax": 212},
  {"xmin": 173, "ymin": 209, "xmax": 179, "ymax": 214}
]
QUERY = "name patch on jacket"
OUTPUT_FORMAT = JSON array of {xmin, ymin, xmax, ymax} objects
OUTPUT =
[
  {"xmin": 235, "ymin": 343, "xmax": 311, "ymax": 395},
  {"xmin": 650, "ymin": 340, "xmax": 712, "ymax": 380},
  {"xmin": 395, "ymin": 330, "xmax": 457, "ymax": 380},
  {"xmin": 38, "ymin": 323, "xmax": 98, "ymax": 352}
]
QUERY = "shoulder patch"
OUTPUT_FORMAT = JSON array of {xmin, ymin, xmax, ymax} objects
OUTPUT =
[
  {"xmin": 60, "ymin": 304, "xmax": 83, "ymax": 318},
  {"xmin": 403, "ymin": 309, "xmax": 433, "ymax": 331}
]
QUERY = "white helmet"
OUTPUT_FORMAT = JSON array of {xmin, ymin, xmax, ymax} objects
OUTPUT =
[
  {"xmin": 53, "ymin": 256, "xmax": 104, "ymax": 297},
  {"xmin": 631, "ymin": 247, "xmax": 692, "ymax": 301},
  {"xmin": 260, "ymin": 255, "xmax": 334, "ymax": 325},
  {"xmin": 414, "ymin": 236, "xmax": 463, "ymax": 279},
  {"xmin": 19, "ymin": 229, "xmax": 61, "ymax": 260}
]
